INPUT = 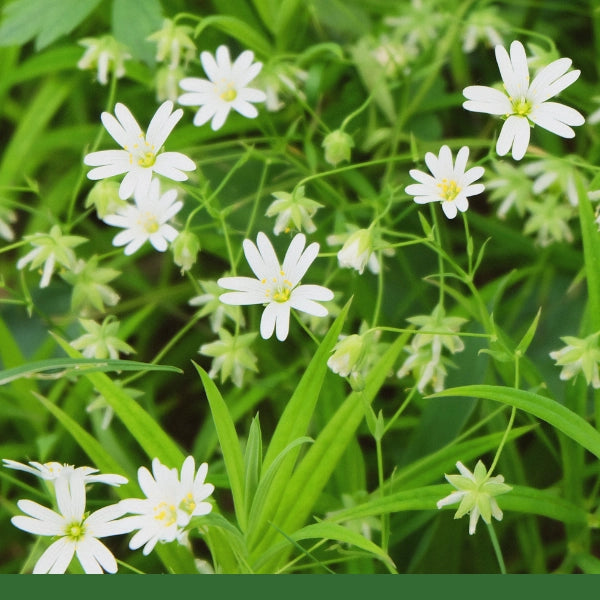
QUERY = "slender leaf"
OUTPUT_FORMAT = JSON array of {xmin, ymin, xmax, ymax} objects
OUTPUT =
[
  {"xmin": 325, "ymin": 484, "xmax": 588, "ymax": 526},
  {"xmin": 193, "ymin": 16, "xmax": 273, "ymax": 57},
  {"xmin": 246, "ymin": 300, "xmax": 350, "ymax": 548},
  {"xmin": 0, "ymin": 357, "xmax": 182, "ymax": 385},
  {"xmin": 255, "ymin": 521, "xmax": 396, "ymax": 573},
  {"xmin": 53, "ymin": 335, "xmax": 184, "ymax": 467},
  {"xmin": 430, "ymin": 385, "xmax": 600, "ymax": 459},
  {"xmin": 576, "ymin": 172, "xmax": 600, "ymax": 333},
  {"xmin": 252, "ymin": 333, "xmax": 407, "ymax": 569},
  {"xmin": 194, "ymin": 362, "xmax": 247, "ymax": 532}
]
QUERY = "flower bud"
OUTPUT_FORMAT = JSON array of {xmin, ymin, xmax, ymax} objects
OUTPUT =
[
  {"xmin": 337, "ymin": 228, "xmax": 373, "ymax": 274},
  {"xmin": 172, "ymin": 230, "xmax": 201, "ymax": 274},
  {"xmin": 322, "ymin": 130, "xmax": 354, "ymax": 166},
  {"xmin": 85, "ymin": 180, "xmax": 127, "ymax": 219},
  {"xmin": 327, "ymin": 334, "xmax": 366, "ymax": 378}
]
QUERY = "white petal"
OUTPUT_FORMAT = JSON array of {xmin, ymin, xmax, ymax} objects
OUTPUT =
[
  {"xmin": 78, "ymin": 537, "xmax": 117, "ymax": 573},
  {"xmin": 529, "ymin": 102, "xmax": 584, "ymax": 136},
  {"xmin": 291, "ymin": 284, "xmax": 334, "ymax": 302},
  {"xmin": 441, "ymin": 201, "xmax": 458, "ymax": 219},
  {"xmin": 232, "ymin": 99, "xmax": 259, "ymax": 119},
  {"xmin": 463, "ymin": 85, "xmax": 512, "ymax": 115},
  {"xmin": 100, "ymin": 111, "xmax": 129, "ymax": 147},
  {"xmin": 218, "ymin": 276, "xmax": 264, "ymax": 294},
  {"xmin": 288, "ymin": 241, "xmax": 319, "ymax": 285},
  {"xmin": 210, "ymin": 105, "xmax": 231, "ymax": 130},
  {"xmin": 243, "ymin": 238, "xmax": 268, "ymax": 280},
  {"xmin": 259, "ymin": 303, "xmax": 277, "ymax": 339},
  {"xmin": 532, "ymin": 69, "xmax": 580, "ymax": 103},
  {"xmin": 289, "ymin": 297, "xmax": 328, "ymax": 317},
  {"xmin": 219, "ymin": 291, "xmax": 264, "ymax": 305},
  {"xmin": 528, "ymin": 57, "xmax": 572, "ymax": 99},
  {"xmin": 114, "ymin": 103, "xmax": 143, "ymax": 140},
  {"xmin": 453, "ymin": 146, "xmax": 469, "ymax": 178},
  {"xmin": 84, "ymin": 149, "xmax": 130, "ymax": 167},
  {"xmin": 192, "ymin": 103, "xmax": 218, "ymax": 127},
  {"xmin": 496, "ymin": 115, "xmax": 529, "ymax": 160},
  {"xmin": 34, "ymin": 538, "xmax": 74, "ymax": 574},
  {"xmin": 461, "ymin": 165, "xmax": 484, "ymax": 187}
]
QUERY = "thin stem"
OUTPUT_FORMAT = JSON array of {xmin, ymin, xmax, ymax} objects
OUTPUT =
[{"xmin": 487, "ymin": 522, "xmax": 508, "ymax": 574}]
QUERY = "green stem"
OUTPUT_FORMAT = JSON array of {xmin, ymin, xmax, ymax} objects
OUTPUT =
[{"xmin": 487, "ymin": 522, "xmax": 507, "ymax": 574}]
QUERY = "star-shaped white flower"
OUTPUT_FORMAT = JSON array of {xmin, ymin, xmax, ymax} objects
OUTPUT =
[
  {"xmin": 405, "ymin": 145, "xmax": 485, "ymax": 218},
  {"xmin": 84, "ymin": 100, "xmax": 196, "ymax": 199},
  {"xmin": 178, "ymin": 45, "xmax": 267, "ymax": 131},
  {"xmin": 118, "ymin": 456, "xmax": 214, "ymax": 556},
  {"xmin": 463, "ymin": 40, "xmax": 584, "ymax": 160},
  {"xmin": 2, "ymin": 459, "xmax": 127, "ymax": 486},
  {"xmin": 218, "ymin": 232, "xmax": 334, "ymax": 341},
  {"xmin": 436, "ymin": 460, "xmax": 512, "ymax": 535},
  {"xmin": 11, "ymin": 473, "xmax": 132, "ymax": 574},
  {"xmin": 103, "ymin": 178, "xmax": 183, "ymax": 255}
]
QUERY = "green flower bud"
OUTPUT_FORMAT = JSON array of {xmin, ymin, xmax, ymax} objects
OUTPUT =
[
  {"xmin": 327, "ymin": 334, "xmax": 366, "ymax": 378},
  {"xmin": 322, "ymin": 130, "xmax": 354, "ymax": 166},
  {"xmin": 85, "ymin": 180, "xmax": 127, "ymax": 219},
  {"xmin": 172, "ymin": 231, "xmax": 201, "ymax": 274}
]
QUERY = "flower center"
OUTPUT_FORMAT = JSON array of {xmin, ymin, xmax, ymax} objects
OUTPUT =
[
  {"xmin": 138, "ymin": 211, "xmax": 160, "ymax": 234},
  {"xmin": 154, "ymin": 501, "xmax": 177, "ymax": 526},
  {"xmin": 219, "ymin": 83, "xmax": 237, "ymax": 102},
  {"xmin": 511, "ymin": 97, "xmax": 532, "ymax": 117},
  {"xmin": 438, "ymin": 178, "xmax": 461, "ymax": 201},
  {"xmin": 180, "ymin": 492, "xmax": 196, "ymax": 515},
  {"xmin": 65, "ymin": 520, "xmax": 86, "ymax": 541},
  {"xmin": 262, "ymin": 271, "xmax": 293, "ymax": 303},
  {"xmin": 125, "ymin": 133, "xmax": 157, "ymax": 168}
]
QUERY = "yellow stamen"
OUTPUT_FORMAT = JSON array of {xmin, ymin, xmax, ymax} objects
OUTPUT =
[{"xmin": 437, "ymin": 178, "xmax": 461, "ymax": 201}]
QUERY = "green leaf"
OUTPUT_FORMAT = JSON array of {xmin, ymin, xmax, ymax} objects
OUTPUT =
[
  {"xmin": 246, "ymin": 300, "xmax": 351, "ymax": 549},
  {"xmin": 325, "ymin": 483, "xmax": 588, "ymax": 526},
  {"xmin": 193, "ymin": 15, "xmax": 273, "ymax": 57},
  {"xmin": 0, "ymin": 0, "xmax": 102, "ymax": 49},
  {"xmin": 576, "ymin": 172, "xmax": 600, "ymax": 333},
  {"xmin": 255, "ymin": 521, "xmax": 396, "ymax": 573},
  {"xmin": 386, "ymin": 425, "xmax": 535, "ymax": 492},
  {"xmin": 430, "ymin": 385, "xmax": 600, "ymax": 459},
  {"xmin": 251, "ymin": 332, "xmax": 407, "ymax": 570},
  {"xmin": 194, "ymin": 362, "xmax": 247, "ymax": 532},
  {"xmin": 243, "ymin": 414, "xmax": 263, "ymax": 519},
  {"xmin": 0, "ymin": 357, "xmax": 182, "ymax": 385},
  {"xmin": 53, "ymin": 335, "xmax": 184, "ymax": 467},
  {"xmin": 247, "ymin": 436, "xmax": 313, "ymax": 527},
  {"xmin": 515, "ymin": 307, "xmax": 542, "ymax": 356},
  {"xmin": 112, "ymin": 0, "xmax": 163, "ymax": 65}
]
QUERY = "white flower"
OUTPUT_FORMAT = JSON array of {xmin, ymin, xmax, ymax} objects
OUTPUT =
[
  {"xmin": 437, "ymin": 460, "xmax": 512, "ymax": 535},
  {"xmin": 2, "ymin": 459, "xmax": 128, "ymax": 486},
  {"xmin": 11, "ymin": 474, "xmax": 132, "ymax": 573},
  {"xmin": 70, "ymin": 316, "xmax": 135, "ymax": 360},
  {"xmin": 84, "ymin": 101, "xmax": 196, "ymax": 200},
  {"xmin": 405, "ymin": 145, "xmax": 485, "ymax": 219},
  {"xmin": 77, "ymin": 35, "xmax": 131, "ymax": 85},
  {"xmin": 463, "ymin": 40, "xmax": 584, "ymax": 160},
  {"xmin": 335, "ymin": 228, "xmax": 375, "ymax": 274},
  {"xmin": 218, "ymin": 232, "xmax": 334, "ymax": 341},
  {"xmin": 118, "ymin": 456, "xmax": 214, "ymax": 556},
  {"xmin": 178, "ymin": 45, "xmax": 266, "ymax": 131},
  {"xmin": 549, "ymin": 332, "xmax": 600, "ymax": 388},
  {"xmin": 103, "ymin": 178, "xmax": 183, "ymax": 255},
  {"xmin": 16, "ymin": 225, "xmax": 87, "ymax": 288}
]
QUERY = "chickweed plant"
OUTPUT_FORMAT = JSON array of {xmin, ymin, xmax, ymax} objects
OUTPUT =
[{"xmin": 1, "ymin": 0, "xmax": 600, "ymax": 575}]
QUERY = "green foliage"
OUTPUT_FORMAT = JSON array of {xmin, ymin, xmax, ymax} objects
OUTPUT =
[{"xmin": 1, "ymin": 0, "xmax": 600, "ymax": 576}]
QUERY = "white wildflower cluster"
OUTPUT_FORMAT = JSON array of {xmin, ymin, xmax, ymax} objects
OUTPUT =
[
  {"xmin": 396, "ymin": 305, "xmax": 468, "ymax": 394},
  {"xmin": 484, "ymin": 155, "xmax": 600, "ymax": 245},
  {"xmin": 5, "ymin": 456, "xmax": 214, "ymax": 573}
]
